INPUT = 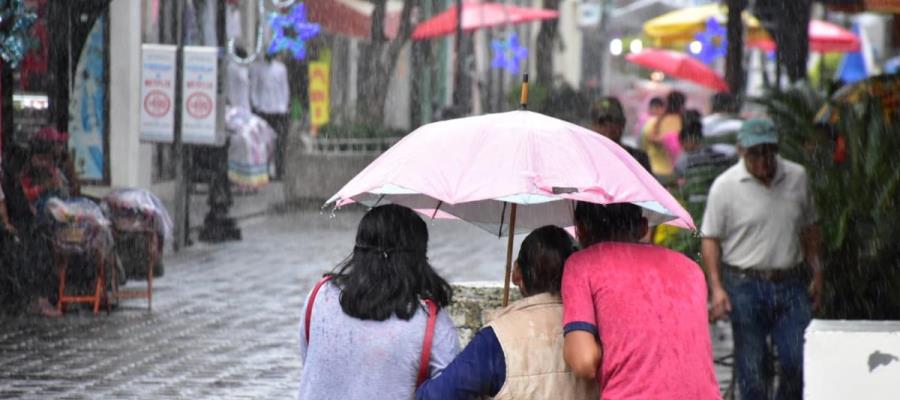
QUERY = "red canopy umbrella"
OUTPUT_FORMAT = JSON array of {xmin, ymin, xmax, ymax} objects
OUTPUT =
[
  {"xmin": 412, "ymin": 2, "xmax": 559, "ymax": 40},
  {"xmin": 747, "ymin": 20, "xmax": 861, "ymax": 53},
  {"xmin": 625, "ymin": 49, "xmax": 730, "ymax": 92}
]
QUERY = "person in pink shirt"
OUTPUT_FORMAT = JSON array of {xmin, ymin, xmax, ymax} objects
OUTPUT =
[{"xmin": 562, "ymin": 202, "xmax": 720, "ymax": 399}]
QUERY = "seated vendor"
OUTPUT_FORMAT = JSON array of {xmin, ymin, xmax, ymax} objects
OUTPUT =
[
  {"xmin": 19, "ymin": 138, "xmax": 70, "ymax": 214},
  {"xmin": 16, "ymin": 138, "xmax": 71, "ymax": 317}
]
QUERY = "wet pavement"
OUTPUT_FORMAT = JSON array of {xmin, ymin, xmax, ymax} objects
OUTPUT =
[{"xmin": 0, "ymin": 209, "xmax": 733, "ymax": 399}]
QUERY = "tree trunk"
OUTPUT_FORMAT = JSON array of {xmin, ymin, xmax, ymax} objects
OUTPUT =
[
  {"xmin": 755, "ymin": 0, "xmax": 811, "ymax": 83},
  {"xmin": 535, "ymin": 0, "xmax": 561, "ymax": 86},
  {"xmin": 725, "ymin": 0, "xmax": 747, "ymax": 96},
  {"xmin": 356, "ymin": 0, "xmax": 415, "ymax": 125}
]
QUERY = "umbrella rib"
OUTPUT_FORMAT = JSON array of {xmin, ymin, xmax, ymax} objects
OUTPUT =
[
  {"xmin": 498, "ymin": 201, "xmax": 508, "ymax": 238},
  {"xmin": 373, "ymin": 194, "xmax": 386, "ymax": 208},
  {"xmin": 431, "ymin": 200, "xmax": 443, "ymax": 220}
]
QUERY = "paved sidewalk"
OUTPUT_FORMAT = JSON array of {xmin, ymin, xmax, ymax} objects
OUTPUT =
[{"xmin": 0, "ymin": 210, "xmax": 733, "ymax": 399}]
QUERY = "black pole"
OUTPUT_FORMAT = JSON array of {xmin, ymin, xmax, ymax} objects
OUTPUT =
[
  {"xmin": 199, "ymin": 0, "xmax": 241, "ymax": 243},
  {"xmin": 1, "ymin": 64, "xmax": 12, "ymax": 162},
  {"xmin": 725, "ymin": 0, "xmax": 746, "ymax": 96},
  {"xmin": 452, "ymin": 0, "xmax": 464, "ymax": 111},
  {"xmin": 172, "ymin": 0, "xmax": 188, "ymax": 251}
]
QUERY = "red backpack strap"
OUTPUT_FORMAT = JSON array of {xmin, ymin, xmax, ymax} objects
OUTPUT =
[
  {"xmin": 416, "ymin": 299, "xmax": 439, "ymax": 387},
  {"xmin": 304, "ymin": 275, "xmax": 333, "ymax": 344}
]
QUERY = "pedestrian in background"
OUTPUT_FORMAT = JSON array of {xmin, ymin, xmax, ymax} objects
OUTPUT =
[
  {"xmin": 226, "ymin": 46, "xmax": 251, "ymax": 110},
  {"xmin": 702, "ymin": 92, "xmax": 743, "ymax": 145},
  {"xmin": 701, "ymin": 118, "xmax": 822, "ymax": 400},
  {"xmin": 417, "ymin": 225, "xmax": 598, "ymax": 400},
  {"xmin": 250, "ymin": 53, "xmax": 290, "ymax": 180},
  {"xmin": 562, "ymin": 202, "xmax": 720, "ymax": 399},
  {"xmin": 674, "ymin": 110, "xmax": 735, "ymax": 181},
  {"xmin": 641, "ymin": 90, "xmax": 686, "ymax": 181},
  {"xmin": 298, "ymin": 204, "xmax": 459, "ymax": 400},
  {"xmin": 590, "ymin": 97, "xmax": 651, "ymax": 172},
  {"xmin": 634, "ymin": 96, "xmax": 664, "ymax": 139}
]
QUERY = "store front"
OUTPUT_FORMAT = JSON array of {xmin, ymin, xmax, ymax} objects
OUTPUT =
[{"xmin": 1, "ymin": 0, "xmax": 110, "ymax": 185}]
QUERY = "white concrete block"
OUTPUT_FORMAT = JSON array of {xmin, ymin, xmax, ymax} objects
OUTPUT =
[{"xmin": 805, "ymin": 319, "xmax": 900, "ymax": 399}]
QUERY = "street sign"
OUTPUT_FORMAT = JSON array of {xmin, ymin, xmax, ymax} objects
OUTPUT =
[
  {"xmin": 308, "ymin": 60, "xmax": 330, "ymax": 130},
  {"xmin": 182, "ymin": 46, "xmax": 221, "ymax": 145},
  {"xmin": 140, "ymin": 44, "xmax": 177, "ymax": 142},
  {"xmin": 578, "ymin": 3, "xmax": 601, "ymax": 28}
]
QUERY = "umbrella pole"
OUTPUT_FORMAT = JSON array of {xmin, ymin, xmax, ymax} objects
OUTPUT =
[
  {"xmin": 502, "ymin": 75, "xmax": 528, "ymax": 306},
  {"xmin": 502, "ymin": 203, "xmax": 517, "ymax": 307}
]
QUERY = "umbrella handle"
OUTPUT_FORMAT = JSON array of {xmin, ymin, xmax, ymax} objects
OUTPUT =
[
  {"xmin": 519, "ymin": 74, "xmax": 529, "ymax": 110},
  {"xmin": 502, "ymin": 203, "xmax": 518, "ymax": 307}
]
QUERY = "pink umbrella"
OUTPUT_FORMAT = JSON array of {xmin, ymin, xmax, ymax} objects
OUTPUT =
[
  {"xmin": 412, "ymin": 2, "xmax": 559, "ymax": 40},
  {"xmin": 626, "ymin": 49, "xmax": 730, "ymax": 92},
  {"xmin": 747, "ymin": 20, "xmax": 861, "ymax": 53},
  {"xmin": 328, "ymin": 110, "xmax": 695, "ymax": 303}
]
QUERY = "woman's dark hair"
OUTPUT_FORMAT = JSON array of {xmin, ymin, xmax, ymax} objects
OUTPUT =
[
  {"xmin": 516, "ymin": 225, "xmax": 577, "ymax": 296},
  {"xmin": 573, "ymin": 202, "xmax": 645, "ymax": 248},
  {"xmin": 331, "ymin": 204, "xmax": 452, "ymax": 321},
  {"xmin": 665, "ymin": 91, "xmax": 686, "ymax": 114},
  {"xmin": 679, "ymin": 109, "xmax": 704, "ymax": 142},
  {"xmin": 649, "ymin": 97, "xmax": 664, "ymax": 109}
]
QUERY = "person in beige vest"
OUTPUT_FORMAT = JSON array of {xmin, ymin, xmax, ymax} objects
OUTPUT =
[{"xmin": 416, "ymin": 226, "xmax": 598, "ymax": 399}]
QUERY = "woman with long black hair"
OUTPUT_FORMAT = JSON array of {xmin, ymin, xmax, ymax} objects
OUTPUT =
[{"xmin": 298, "ymin": 204, "xmax": 459, "ymax": 399}]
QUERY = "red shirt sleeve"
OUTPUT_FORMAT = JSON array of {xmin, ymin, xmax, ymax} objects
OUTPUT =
[
  {"xmin": 562, "ymin": 254, "xmax": 598, "ymax": 337},
  {"xmin": 19, "ymin": 174, "xmax": 42, "ymax": 205}
]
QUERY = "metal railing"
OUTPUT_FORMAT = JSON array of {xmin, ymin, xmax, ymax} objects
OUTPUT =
[{"xmin": 302, "ymin": 136, "xmax": 401, "ymax": 155}]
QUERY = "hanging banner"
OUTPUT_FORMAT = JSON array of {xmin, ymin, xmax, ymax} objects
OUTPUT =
[
  {"xmin": 182, "ymin": 46, "xmax": 221, "ymax": 145},
  {"xmin": 140, "ymin": 44, "xmax": 177, "ymax": 143},
  {"xmin": 69, "ymin": 14, "xmax": 108, "ymax": 182},
  {"xmin": 308, "ymin": 60, "xmax": 330, "ymax": 130}
]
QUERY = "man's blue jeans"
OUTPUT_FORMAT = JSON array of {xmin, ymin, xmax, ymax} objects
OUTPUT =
[{"xmin": 723, "ymin": 268, "xmax": 812, "ymax": 400}]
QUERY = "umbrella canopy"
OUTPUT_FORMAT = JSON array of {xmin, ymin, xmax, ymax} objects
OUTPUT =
[
  {"xmin": 328, "ymin": 110, "xmax": 695, "ymax": 235},
  {"xmin": 642, "ymin": 3, "xmax": 766, "ymax": 47},
  {"xmin": 815, "ymin": 74, "xmax": 900, "ymax": 126},
  {"xmin": 412, "ymin": 2, "xmax": 559, "ymax": 40},
  {"xmin": 307, "ymin": 0, "xmax": 403, "ymax": 39},
  {"xmin": 747, "ymin": 20, "xmax": 860, "ymax": 53},
  {"xmin": 625, "ymin": 49, "xmax": 730, "ymax": 92}
]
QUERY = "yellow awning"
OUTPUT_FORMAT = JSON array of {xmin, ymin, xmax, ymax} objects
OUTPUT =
[{"xmin": 642, "ymin": 4, "xmax": 768, "ymax": 48}]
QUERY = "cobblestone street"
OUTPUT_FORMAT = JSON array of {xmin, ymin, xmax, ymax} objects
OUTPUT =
[{"xmin": 0, "ymin": 209, "xmax": 733, "ymax": 399}]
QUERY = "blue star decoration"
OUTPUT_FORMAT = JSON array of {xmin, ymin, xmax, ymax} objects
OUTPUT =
[
  {"xmin": 0, "ymin": 0, "xmax": 37, "ymax": 69},
  {"xmin": 690, "ymin": 17, "xmax": 727, "ymax": 65},
  {"xmin": 268, "ymin": 3, "xmax": 320, "ymax": 60},
  {"xmin": 491, "ymin": 33, "xmax": 528, "ymax": 74}
]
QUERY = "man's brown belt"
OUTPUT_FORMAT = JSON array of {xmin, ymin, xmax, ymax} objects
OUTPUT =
[{"xmin": 723, "ymin": 263, "xmax": 807, "ymax": 282}]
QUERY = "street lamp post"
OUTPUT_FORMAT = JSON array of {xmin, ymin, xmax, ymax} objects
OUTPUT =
[{"xmin": 199, "ymin": 0, "xmax": 241, "ymax": 243}]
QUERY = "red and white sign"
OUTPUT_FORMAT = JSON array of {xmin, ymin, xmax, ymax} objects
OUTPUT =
[
  {"xmin": 140, "ymin": 44, "xmax": 177, "ymax": 142},
  {"xmin": 181, "ymin": 46, "xmax": 219, "ymax": 145}
]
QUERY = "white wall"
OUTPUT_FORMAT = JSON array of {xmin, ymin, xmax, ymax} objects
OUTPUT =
[
  {"xmin": 108, "ymin": 0, "xmax": 153, "ymax": 190},
  {"xmin": 383, "ymin": 44, "xmax": 412, "ymax": 130},
  {"xmin": 554, "ymin": 0, "xmax": 582, "ymax": 87},
  {"xmin": 805, "ymin": 320, "xmax": 900, "ymax": 400}
]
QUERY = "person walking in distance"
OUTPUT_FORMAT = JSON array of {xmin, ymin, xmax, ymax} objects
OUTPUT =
[
  {"xmin": 250, "ymin": 53, "xmax": 290, "ymax": 180},
  {"xmin": 701, "ymin": 118, "xmax": 823, "ymax": 400},
  {"xmin": 590, "ymin": 97, "xmax": 651, "ymax": 172}
]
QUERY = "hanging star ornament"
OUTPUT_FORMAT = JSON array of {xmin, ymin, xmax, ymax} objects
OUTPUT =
[
  {"xmin": 491, "ymin": 33, "xmax": 528, "ymax": 74},
  {"xmin": 691, "ymin": 17, "xmax": 727, "ymax": 65},
  {"xmin": 268, "ymin": 3, "xmax": 320, "ymax": 60}
]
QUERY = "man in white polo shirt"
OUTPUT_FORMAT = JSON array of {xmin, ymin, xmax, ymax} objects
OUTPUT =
[{"xmin": 701, "ymin": 118, "xmax": 822, "ymax": 400}]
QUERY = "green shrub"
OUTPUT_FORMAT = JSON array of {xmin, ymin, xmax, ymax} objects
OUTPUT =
[
  {"xmin": 754, "ymin": 83, "xmax": 900, "ymax": 319},
  {"xmin": 317, "ymin": 123, "xmax": 406, "ymax": 139}
]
